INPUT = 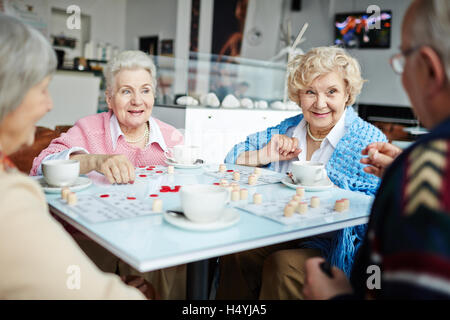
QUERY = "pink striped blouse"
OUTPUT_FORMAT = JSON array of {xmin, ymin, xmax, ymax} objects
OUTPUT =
[{"xmin": 30, "ymin": 111, "xmax": 184, "ymax": 176}]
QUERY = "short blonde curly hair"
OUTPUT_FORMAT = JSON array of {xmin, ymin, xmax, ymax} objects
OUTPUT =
[{"xmin": 287, "ymin": 46, "xmax": 365, "ymax": 107}]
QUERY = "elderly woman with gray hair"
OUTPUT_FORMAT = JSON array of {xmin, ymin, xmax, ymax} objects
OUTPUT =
[
  {"xmin": 0, "ymin": 13, "xmax": 148, "ymax": 299},
  {"xmin": 31, "ymin": 50, "xmax": 184, "ymax": 184},
  {"xmin": 217, "ymin": 46, "xmax": 388, "ymax": 300},
  {"xmin": 29, "ymin": 50, "xmax": 186, "ymax": 300}
]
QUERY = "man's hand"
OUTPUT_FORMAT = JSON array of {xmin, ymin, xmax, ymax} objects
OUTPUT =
[
  {"xmin": 360, "ymin": 142, "xmax": 402, "ymax": 178},
  {"xmin": 303, "ymin": 257, "xmax": 353, "ymax": 300},
  {"xmin": 258, "ymin": 134, "xmax": 302, "ymax": 165}
]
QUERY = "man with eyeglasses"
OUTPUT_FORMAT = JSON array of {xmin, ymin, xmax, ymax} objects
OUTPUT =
[{"xmin": 303, "ymin": 0, "xmax": 450, "ymax": 299}]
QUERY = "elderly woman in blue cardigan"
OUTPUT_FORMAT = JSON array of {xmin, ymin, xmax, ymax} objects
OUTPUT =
[{"xmin": 216, "ymin": 46, "xmax": 387, "ymax": 300}]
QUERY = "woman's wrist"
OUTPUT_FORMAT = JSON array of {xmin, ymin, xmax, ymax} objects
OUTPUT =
[
  {"xmin": 236, "ymin": 150, "xmax": 267, "ymax": 167},
  {"xmin": 70, "ymin": 153, "xmax": 98, "ymax": 174}
]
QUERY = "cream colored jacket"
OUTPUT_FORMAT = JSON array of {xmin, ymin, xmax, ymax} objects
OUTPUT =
[{"xmin": 0, "ymin": 171, "xmax": 145, "ymax": 299}]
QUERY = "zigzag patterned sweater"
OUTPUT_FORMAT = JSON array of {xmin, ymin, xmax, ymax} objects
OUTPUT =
[
  {"xmin": 225, "ymin": 107, "xmax": 387, "ymax": 276},
  {"xmin": 348, "ymin": 116, "xmax": 450, "ymax": 299}
]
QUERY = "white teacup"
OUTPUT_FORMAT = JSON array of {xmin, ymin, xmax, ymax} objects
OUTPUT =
[
  {"xmin": 291, "ymin": 161, "xmax": 327, "ymax": 185},
  {"xmin": 42, "ymin": 159, "xmax": 80, "ymax": 187},
  {"xmin": 165, "ymin": 145, "xmax": 200, "ymax": 165},
  {"xmin": 180, "ymin": 184, "xmax": 229, "ymax": 223}
]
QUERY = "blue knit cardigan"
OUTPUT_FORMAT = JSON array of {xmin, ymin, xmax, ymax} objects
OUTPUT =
[{"xmin": 224, "ymin": 107, "xmax": 388, "ymax": 276}]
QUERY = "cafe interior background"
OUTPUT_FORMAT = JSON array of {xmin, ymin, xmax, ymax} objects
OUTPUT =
[{"xmin": 1, "ymin": 0, "xmax": 418, "ymax": 171}]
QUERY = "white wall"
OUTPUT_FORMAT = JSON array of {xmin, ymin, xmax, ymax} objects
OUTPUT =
[
  {"xmin": 125, "ymin": 0, "xmax": 178, "ymax": 50},
  {"xmin": 240, "ymin": 0, "xmax": 412, "ymax": 107},
  {"xmin": 240, "ymin": 0, "xmax": 284, "ymax": 61},
  {"xmin": 48, "ymin": 0, "xmax": 127, "ymax": 50}
]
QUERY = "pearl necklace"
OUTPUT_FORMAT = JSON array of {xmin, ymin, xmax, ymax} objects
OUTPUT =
[
  {"xmin": 125, "ymin": 123, "xmax": 149, "ymax": 144},
  {"xmin": 307, "ymin": 123, "xmax": 325, "ymax": 142}
]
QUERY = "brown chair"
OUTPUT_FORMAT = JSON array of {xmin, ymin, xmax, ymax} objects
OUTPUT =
[{"xmin": 9, "ymin": 125, "xmax": 72, "ymax": 174}]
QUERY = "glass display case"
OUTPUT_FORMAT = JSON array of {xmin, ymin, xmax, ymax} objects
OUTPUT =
[
  {"xmin": 148, "ymin": 52, "xmax": 302, "ymax": 164},
  {"xmin": 151, "ymin": 52, "xmax": 298, "ymax": 111}
]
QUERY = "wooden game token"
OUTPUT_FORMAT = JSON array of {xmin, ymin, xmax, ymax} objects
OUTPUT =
[
  {"xmin": 231, "ymin": 183, "xmax": 240, "ymax": 192},
  {"xmin": 220, "ymin": 179, "xmax": 229, "ymax": 187},
  {"xmin": 61, "ymin": 187, "xmax": 70, "ymax": 201},
  {"xmin": 253, "ymin": 193, "xmax": 262, "ymax": 204},
  {"xmin": 232, "ymin": 171, "xmax": 241, "ymax": 181},
  {"xmin": 219, "ymin": 164, "xmax": 226, "ymax": 173},
  {"xmin": 240, "ymin": 188, "xmax": 248, "ymax": 200},
  {"xmin": 67, "ymin": 192, "xmax": 77, "ymax": 206},
  {"xmin": 231, "ymin": 190, "xmax": 240, "ymax": 201},
  {"xmin": 296, "ymin": 187, "xmax": 305, "ymax": 197},
  {"xmin": 254, "ymin": 167, "xmax": 261, "ymax": 175},
  {"xmin": 334, "ymin": 199, "xmax": 345, "ymax": 212},
  {"xmin": 342, "ymin": 198, "xmax": 350, "ymax": 210},
  {"xmin": 167, "ymin": 165, "xmax": 174, "ymax": 174},
  {"xmin": 288, "ymin": 200, "xmax": 299, "ymax": 207},
  {"xmin": 292, "ymin": 195, "xmax": 302, "ymax": 202},
  {"xmin": 297, "ymin": 201, "xmax": 308, "ymax": 214},
  {"xmin": 310, "ymin": 196, "xmax": 320, "ymax": 208},
  {"xmin": 152, "ymin": 198, "xmax": 163, "ymax": 212},
  {"xmin": 284, "ymin": 204, "xmax": 295, "ymax": 217},
  {"xmin": 248, "ymin": 175, "xmax": 257, "ymax": 185}
]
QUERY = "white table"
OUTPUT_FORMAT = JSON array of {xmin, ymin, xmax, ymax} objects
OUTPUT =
[{"xmin": 44, "ymin": 164, "xmax": 373, "ymax": 299}]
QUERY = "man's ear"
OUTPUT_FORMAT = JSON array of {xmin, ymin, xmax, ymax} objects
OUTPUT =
[{"xmin": 420, "ymin": 46, "xmax": 446, "ymax": 97}]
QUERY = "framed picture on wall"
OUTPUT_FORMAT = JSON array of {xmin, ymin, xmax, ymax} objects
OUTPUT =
[
  {"xmin": 139, "ymin": 36, "xmax": 159, "ymax": 56},
  {"xmin": 160, "ymin": 39, "xmax": 174, "ymax": 56}
]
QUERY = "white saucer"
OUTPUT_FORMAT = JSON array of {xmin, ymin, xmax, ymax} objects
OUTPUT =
[
  {"xmin": 165, "ymin": 159, "xmax": 203, "ymax": 169},
  {"xmin": 403, "ymin": 126, "xmax": 428, "ymax": 135},
  {"xmin": 281, "ymin": 176, "xmax": 334, "ymax": 192},
  {"xmin": 163, "ymin": 207, "xmax": 240, "ymax": 231},
  {"xmin": 38, "ymin": 176, "xmax": 92, "ymax": 194}
]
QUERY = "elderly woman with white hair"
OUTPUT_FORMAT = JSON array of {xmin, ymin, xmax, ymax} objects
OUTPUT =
[
  {"xmin": 217, "ymin": 46, "xmax": 388, "ymax": 300},
  {"xmin": 29, "ymin": 50, "xmax": 186, "ymax": 300},
  {"xmin": 0, "ymin": 13, "xmax": 149, "ymax": 299},
  {"xmin": 31, "ymin": 50, "xmax": 183, "ymax": 183}
]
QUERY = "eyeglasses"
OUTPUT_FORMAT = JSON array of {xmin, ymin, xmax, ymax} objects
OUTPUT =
[{"xmin": 390, "ymin": 46, "xmax": 421, "ymax": 75}]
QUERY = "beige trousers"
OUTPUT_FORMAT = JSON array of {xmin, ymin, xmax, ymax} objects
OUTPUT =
[
  {"xmin": 74, "ymin": 236, "xmax": 186, "ymax": 300},
  {"xmin": 216, "ymin": 241, "xmax": 320, "ymax": 300}
]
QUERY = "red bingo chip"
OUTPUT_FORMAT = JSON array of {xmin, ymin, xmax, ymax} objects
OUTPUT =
[
  {"xmin": 148, "ymin": 166, "xmax": 155, "ymax": 169},
  {"xmin": 227, "ymin": 170, "xmax": 234, "ymax": 172},
  {"xmin": 139, "ymin": 166, "xmax": 146, "ymax": 168},
  {"xmin": 149, "ymin": 194, "xmax": 158, "ymax": 197},
  {"xmin": 127, "ymin": 196, "xmax": 136, "ymax": 200},
  {"xmin": 146, "ymin": 168, "xmax": 153, "ymax": 171},
  {"xmin": 139, "ymin": 174, "xmax": 147, "ymax": 177},
  {"xmin": 213, "ymin": 182, "xmax": 220, "ymax": 185},
  {"xmin": 100, "ymin": 194, "xmax": 110, "ymax": 198},
  {"xmin": 160, "ymin": 185, "xmax": 171, "ymax": 192},
  {"xmin": 170, "ymin": 186, "xmax": 181, "ymax": 192},
  {"xmin": 156, "ymin": 171, "xmax": 163, "ymax": 173}
]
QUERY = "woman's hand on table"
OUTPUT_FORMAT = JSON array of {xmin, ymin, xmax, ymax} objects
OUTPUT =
[
  {"xmin": 303, "ymin": 257, "xmax": 353, "ymax": 300},
  {"xmin": 360, "ymin": 142, "xmax": 402, "ymax": 178},
  {"xmin": 70, "ymin": 153, "xmax": 136, "ymax": 184},
  {"xmin": 258, "ymin": 134, "xmax": 302, "ymax": 165}
]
